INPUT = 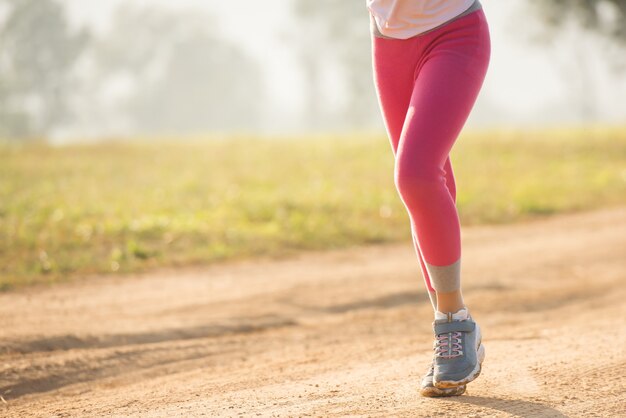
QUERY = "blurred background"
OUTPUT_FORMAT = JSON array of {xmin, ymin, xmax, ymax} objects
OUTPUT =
[
  {"xmin": 1, "ymin": 0, "xmax": 625, "ymax": 288},
  {"xmin": 1, "ymin": 0, "xmax": 625, "ymax": 141}
]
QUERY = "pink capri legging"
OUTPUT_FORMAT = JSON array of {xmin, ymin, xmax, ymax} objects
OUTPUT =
[{"xmin": 371, "ymin": 8, "xmax": 491, "ymax": 292}]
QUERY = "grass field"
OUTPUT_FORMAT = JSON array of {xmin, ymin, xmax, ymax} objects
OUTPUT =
[{"xmin": 1, "ymin": 126, "xmax": 625, "ymax": 290}]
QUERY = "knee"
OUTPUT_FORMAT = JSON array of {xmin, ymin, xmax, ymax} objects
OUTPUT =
[{"xmin": 394, "ymin": 160, "xmax": 441, "ymax": 206}]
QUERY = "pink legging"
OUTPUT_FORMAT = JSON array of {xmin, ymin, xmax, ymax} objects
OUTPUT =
[{"xmin": 371, "ymin": 9, "xmax": 491, "ymax": 292}]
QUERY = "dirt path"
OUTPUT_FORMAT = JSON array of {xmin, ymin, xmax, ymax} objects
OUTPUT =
[{"xmin": 1, "ymin": 207, "xmax": 625, "ymax": 417}]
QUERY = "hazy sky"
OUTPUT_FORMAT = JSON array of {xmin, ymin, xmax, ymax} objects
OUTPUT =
[{"xmin": 64, "ymin": 0, "xmax": 626, "ymax": 129}]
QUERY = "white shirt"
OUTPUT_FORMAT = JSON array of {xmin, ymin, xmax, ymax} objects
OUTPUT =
[{"xmin": 367, "ymin": 0, "xmax": 477, "ymax": 39}]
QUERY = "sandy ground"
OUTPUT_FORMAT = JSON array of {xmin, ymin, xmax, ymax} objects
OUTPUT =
[{"xmin": 1, "ymin": 207, "xmax": 625, "ymax": 417}]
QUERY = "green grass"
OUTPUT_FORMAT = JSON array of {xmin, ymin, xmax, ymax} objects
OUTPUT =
[{"xmin": 1, "ymin": 126, "xmax": 625, "ymax": 290}]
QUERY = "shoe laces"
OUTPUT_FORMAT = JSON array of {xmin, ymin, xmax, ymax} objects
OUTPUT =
[{"xmin": 434, "ymin": 332, "xmax": 463, "ymax": 358}]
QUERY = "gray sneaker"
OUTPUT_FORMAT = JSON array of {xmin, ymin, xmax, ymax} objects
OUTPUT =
[
  {"xmin": 420, "ymin": 361, "xmax": 466, "ymax": 397},
  {"xmin": 432, "ymin": 312, "xmax": 485, "ymax": 389}
]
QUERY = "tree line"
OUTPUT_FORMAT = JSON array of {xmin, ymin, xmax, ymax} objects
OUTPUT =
[
  {"xmin": 0, "ymin": 0, "xmax": 624, "ymax": 140},
  {"xmin": 0, "ymin": 0, "xmax": 265, "ymax": 139}
]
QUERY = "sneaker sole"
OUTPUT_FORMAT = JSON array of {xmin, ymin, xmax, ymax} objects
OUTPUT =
[
  {"xmin": 420, "ymin": 384, "xmax": 466, "ymax": 398},
  {"xmin": 434, "ymin": 343, "xmax": 485, "ymax": 389}
]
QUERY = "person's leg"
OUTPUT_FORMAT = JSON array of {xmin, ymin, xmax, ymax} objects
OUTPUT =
[
  {"xmin": 393, "ymin": 10, "xmax": 490, "ymax": 315},
  {"xmin": 372, "ymin": 32, "xmax": 470, "ymax": 397},
  {"xmin": 371, "ymin": 35, "xmax": 457, "ymax": 312},
  {"xmin": 395, "ymin": 9, "xmax": 490, "ymax": 389},
  {"xmin": 411, "ymin": 157, "xmax": 456, "ymax": 310}
]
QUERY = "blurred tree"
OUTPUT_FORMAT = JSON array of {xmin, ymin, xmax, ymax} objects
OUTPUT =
[
  {"xmin": 292, "ymin": 0, "xmax": 380, "ymax": 130},
  {"xmin": 531, "ymin": 0, "xmax": 626, "ymax": 41},
  {"xmin": 530, "ymin": 0, "xmax": 626, "ymax": 120},
  {"xmin": 92, "ymin": 6, "xmax": 265, "ymax": 136},
  {"xmin": 0, "ymin": 0, "xmax": 88, "ymax": 139}
]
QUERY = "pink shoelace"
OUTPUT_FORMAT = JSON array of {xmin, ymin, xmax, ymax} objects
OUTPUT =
[{"xmin": 435, "ymin": 332, "xmax": 463, "ymax": 358}]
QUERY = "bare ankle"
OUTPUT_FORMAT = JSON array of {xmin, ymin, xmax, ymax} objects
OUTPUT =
[{"xmin": 435, "ymin": 290, "xmax": 465, "ymax": 313}]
